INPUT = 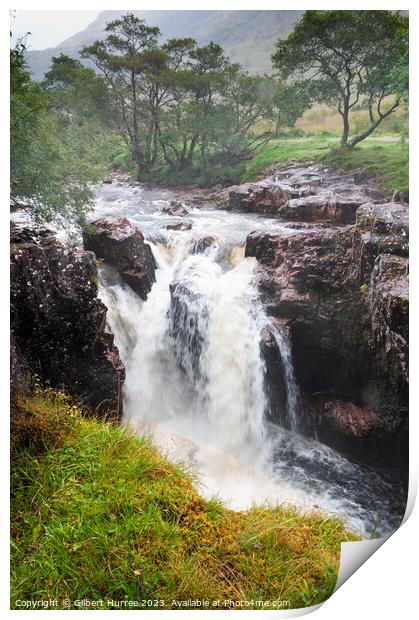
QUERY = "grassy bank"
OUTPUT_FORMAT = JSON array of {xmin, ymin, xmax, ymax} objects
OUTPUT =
[
  {"xmin": 241, "ymin": 138, "xmax": 408, "ymax": 195},
  {"xmin": 10, "ymin": 389, "xmax": 355, "ymax": 610},
  {"xmin": 112, "ymin": 136, "xmax": 407, "ymax": 196}
]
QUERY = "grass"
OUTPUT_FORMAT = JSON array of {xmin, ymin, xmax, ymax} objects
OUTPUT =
[
  {"xmin": 242, "ymin": 138, "xmax": 408, "ymax": 195},
  {"xmin": 10, "ymin": 389, "xmax": 356, "ymax": 610}
]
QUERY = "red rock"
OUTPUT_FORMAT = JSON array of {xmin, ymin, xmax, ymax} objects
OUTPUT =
[{"xmin": 83, "ymin": 217, "xmax": 156, "ymax": 300}]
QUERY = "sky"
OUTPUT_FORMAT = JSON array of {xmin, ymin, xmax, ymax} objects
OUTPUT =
[{"xmin": 11, "ymin": 11, "xmax": 100, "ymax": 51}]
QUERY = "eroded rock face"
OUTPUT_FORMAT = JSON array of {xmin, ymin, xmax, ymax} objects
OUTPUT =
[
  {"xmin": 213, "ymin": 163, "xmax": 384, "ymax": 223},
  {"xmin": 246, "ymin": 202, "xmax": 408, "ymax": 467},
  {"xmin": 11, "ymin": 224, "xmax": 125, "ymax": 417},
  {"xmin": 83, "ymin": 217, "xmax": 156, "ymax": 300}
]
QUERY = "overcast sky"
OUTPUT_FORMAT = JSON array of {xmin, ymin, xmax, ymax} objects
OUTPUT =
[{"xmin": 11, "ymin": 11, "xmax": 100, "ymax": 50}]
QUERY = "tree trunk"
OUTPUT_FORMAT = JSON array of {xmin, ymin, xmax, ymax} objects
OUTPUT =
[
  {"xmin": 340, "ymin": 100, "xmax": 350, "ymax": 146},
  {"xmin": 348, "ymin": 101, "xmax": 399, "ymax": 148}
]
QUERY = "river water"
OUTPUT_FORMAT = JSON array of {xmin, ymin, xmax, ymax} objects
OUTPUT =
[{"xmin": 94, "ymin": 180, "xmax": 406, "ymax": 538}]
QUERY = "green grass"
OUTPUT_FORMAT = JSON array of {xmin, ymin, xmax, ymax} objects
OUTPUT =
[
  {"xmin": 242, "ymin": 138, "xmax": 408, "ymax": 195},
  {"xmin": 10, "ymin": 389, "xmax": 355, "ymax": 610}
]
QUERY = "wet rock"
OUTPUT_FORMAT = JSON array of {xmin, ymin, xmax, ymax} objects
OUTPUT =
[
  {"xmin": 213, "ymin": 179, "xmax": 289, "ymax": 213},
  {"xmin": 191, "ymin": 236, "xmax": 216, "ymax": 254},
  {"xmin": 357, "ymin": 201, "xmax": 408, "ymax": 235},
  {"xmin": 166, "ymin": 221, "xmax": 192, "ymax": 231},
  {"xmin": 319, "ymin": 399, "xmax": 380, "ymax": 438},
  {"xmin": 260, "ymin": 325, "xmax": 288, "ymax": 427},
  {"xmin": 168, "ymin": 280, "xmax": 207, "ymax": 381},
  {"xmin": 303, "ymin": 395, "xmax": 407, "ymax": 469},
  {"xmin": 11, "ymin": 223, "xmax": 125, "ymax": 417},
  {"xmin": 84, "ymin": 217, "xmax": 156, "ymax": 300},
  {"xmin": 279, "ymin": 192, "xmax": 369, "ymax": 224},
  {"xmin": 213, "ymin": 162, "xmax": 384, "ymax": 222},
  {"xmin": 245, "ymin": 204, "xmax": 408, "ymax": 468},
  {"xmin": 162, "ymin": 200, "xmax": 189, "ymax": 216}
]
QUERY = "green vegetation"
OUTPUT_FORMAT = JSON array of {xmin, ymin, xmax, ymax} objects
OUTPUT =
[
  {"xmin": 10, "ymin": 11, "xmax": 408, "ymax": 203},
  {"xmin": 10, "ymin": 40, "xmax": 114, "ymax": 223},
  {"xmin": 241, "ymin": 138, "xmax": 408, "ymax": 194},
  {"xmin": 81, "ymin": 14, "xmax": 303, "ymax": 179},
  {"xmin": 272, "ymin": 10, "xmax": 408, "ymax": 148},
  {"xmin": 11, "ymin": 389, "xmax": 355, "ymax": 610}
]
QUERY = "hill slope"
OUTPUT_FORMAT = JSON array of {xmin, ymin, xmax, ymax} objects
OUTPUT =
[{"xmin": 25, "ymin": 10, "xmax": 303, "ymax": 79}]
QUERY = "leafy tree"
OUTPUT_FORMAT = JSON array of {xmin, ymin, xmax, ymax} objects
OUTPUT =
[
  {"xmin": 10, "ymin": 40, "xmax": 110, "ymax": 223},
  {"xmin": 43, "ymin": 54, "xmax": 114, "ymax": 125},
  {"xmin": 81, "ymin": 14, "xmax": 161, "ymax": 174},
  {"xmin": 272, "ymin": 10, "xmax": 408, "ymax": 147}
]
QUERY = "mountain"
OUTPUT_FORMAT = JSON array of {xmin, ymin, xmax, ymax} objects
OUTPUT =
[{"xmin": 24, "ymin": 10, "xmax": 304, "ymax": 80}]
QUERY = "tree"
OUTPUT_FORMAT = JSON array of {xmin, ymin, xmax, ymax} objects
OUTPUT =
[
  {"xmin": 43, "ymin": 54, "xmax": 114, "ymax": 125},
  {"xmin": 10, "ymin": 40, "xmax": 110, "ymax": 223},
  {"xmin": 81, "ymin": 14, "xmax": 161, "ymax": 174},
  {"xmin": 272, "ymin": 10, "xmax": 408, "ymax": 147}
]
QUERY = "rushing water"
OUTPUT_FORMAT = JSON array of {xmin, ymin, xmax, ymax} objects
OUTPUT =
[{"xmin": 95, "ymin": 180, "xmax": 406, "ymax": 537}]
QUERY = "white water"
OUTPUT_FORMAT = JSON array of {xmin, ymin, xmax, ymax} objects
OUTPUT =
[
  {"xmin": 270, "ymin": 323, "xmax": 301, "ymax": 431},
  {"xmin": 95, "ymin": 180, "xmax": 406, "ymax": 537}
]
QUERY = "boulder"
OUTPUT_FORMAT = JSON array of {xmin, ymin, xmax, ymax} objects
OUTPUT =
[
  {"xmin": 213, "ymin": 179, "xmax": 289, "ymax": 213},
  {"xmin": 191, "ymin": 236, "xmax": 216, "ymax": 254},
  {"xmin": 83, "ymin": 217, "xmax": 156, "ymax": 300},
  {"xmin": 162, "ymin": 200, "xmax": 189, "ymax": 216},
  {"xmin": 11, "ymin": 223, "xmax": 125, "ymax": 417}
]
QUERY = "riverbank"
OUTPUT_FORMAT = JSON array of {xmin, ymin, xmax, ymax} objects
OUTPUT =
[
  {"xmin": 241, "ymin": 138, "xmax": 408, "ymax": 196},
  {"xmin": 11, "ymin": 389, "xmax": 354, "ymax": 610},
  {"xmin": 112, "ymin": 137, "xmax": 408, "ymax": 197}
]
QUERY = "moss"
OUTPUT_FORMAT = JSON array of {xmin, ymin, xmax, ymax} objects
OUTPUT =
[{"xmin": 10, "ymin": 389, "xmax": 356, "ymax": 610}]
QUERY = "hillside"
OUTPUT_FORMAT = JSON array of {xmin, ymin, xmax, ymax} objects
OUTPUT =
[{"xmin": 24, "ymin": 10, "xmax": 303, "ymax": 79}]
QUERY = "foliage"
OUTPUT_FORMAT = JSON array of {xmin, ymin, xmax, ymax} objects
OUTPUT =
[
  {"xmin": 10, "ymin": 389, "xmax": 355, "ymax": 610},
  {"xmin": 272, "ymin": 10, "xmax": 408, "ymax": 147},
  {"xmin": 81, "ymin": 13, "xmax": 301, "ymax": 179},
  {"xmin": 10, "ymin": 42, "xmax": 111, "ymax": 223}
]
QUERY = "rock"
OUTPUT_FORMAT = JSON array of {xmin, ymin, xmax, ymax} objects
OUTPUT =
[
  {"xmin": 213, "ymin": 162, "xmax": 384, "ymax": 222},
  {"xmin": 10, "ymin": 336, "xmax": 31, "ymax": 400},
  {"xmin": 191, "ymin": 236, "xmax": 216, "ymax": 254},
  {"xmin": 168, "ymin": 280, "xmax": 207, "ymax": 381},
  {"xmin": 303, "ymin": 395, "xmax": 406, "ymax": 469},
  {"xmin": 320, "ymin": 399, "xmax": 380, "ymax": 438},
  {"xmin": 166, "ymin": 221, "xmax": 192, "ymax": 231},
  {"xmin": 245, "ymin": 209, "xmax": 408, "ymax": 467},
  {"xmin": 162, "ymin": 200, "xmax": 189, "ymax": 216},
  {"xmin": 10, "ymin": 223, "xmax": 125, "ymax": 417},
  {"xmin": 279, "ymin": 191, "xmax": 369, "ymax": 224},
  {"xmin": 356, "ymin": 202, "xmax": 408, "ymax": 241},
  {"xmin": 213, "ymin": 179, "xmax": 289, "ymax": 213},
  {"xmin": 260, "ymin": 324, "xmax": 288, "ymax": 427},
  {"xmin": 83, "ymin": 217, "xmax": 156, "ymax": 300}
]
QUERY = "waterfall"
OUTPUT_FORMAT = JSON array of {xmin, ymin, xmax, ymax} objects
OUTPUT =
[
  {"xmin": 100, "ymin": 232, "xmax": 269, "ymax": 467},
  {"xmin": 270, "ymin": 323, "xmax": 301, "ymax": 431},
  {"xmin": 93, "ymin": 181, "xmax": 406, "ymax": 535}
]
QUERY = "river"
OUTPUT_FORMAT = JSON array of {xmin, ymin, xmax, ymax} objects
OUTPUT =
[{"xmin": 93, "ymin": 178, "xmax": 406, "ymax": 538}]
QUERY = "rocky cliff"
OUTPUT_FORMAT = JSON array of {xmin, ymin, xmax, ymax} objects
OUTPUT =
[
  {"xmin": 10, "ymin": 223, "xmax": 125, "ymax": 417},
  {"xmin": 243, "ymin": 164, "xmax": 408, "ymax": 469}
]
